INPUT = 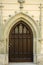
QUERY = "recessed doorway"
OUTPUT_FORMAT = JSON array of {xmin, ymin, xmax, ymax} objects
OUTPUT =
[{"xmin": 9, "ymin": 20, "xmax": 33, "ymax": 62}]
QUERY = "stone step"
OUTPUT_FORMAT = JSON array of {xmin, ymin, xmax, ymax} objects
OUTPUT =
[{"xmin": 9, "ymin": 63, "xmax": 36, "ymax": 65}]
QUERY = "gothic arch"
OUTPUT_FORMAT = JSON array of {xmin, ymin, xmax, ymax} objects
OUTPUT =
[
  {"xmin": 4, "ymin": 12, "xmax": 39, "ymax": 63},
  {"xmin": 4, "ymin": 12, "xmax": 38, "ymax": 38}
]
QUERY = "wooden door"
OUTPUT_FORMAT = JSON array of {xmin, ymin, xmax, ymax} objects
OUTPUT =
[{"xmin": 9, "ymin": 21, "xmax": 33, "ymax": 62}]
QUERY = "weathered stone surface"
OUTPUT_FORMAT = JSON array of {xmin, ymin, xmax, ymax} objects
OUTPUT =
[{"xmin": 0, "ymin": 0, "xmax": 43, "ymax": 65}]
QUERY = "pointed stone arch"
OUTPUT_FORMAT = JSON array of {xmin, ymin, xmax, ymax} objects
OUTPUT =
[
  {"xmin": 4, "ymin": 12, "xmax": 39, "ymax": 64},
  {"xmin": 4, "ymin": 12, "xmax": 38, "ymax": 38}
]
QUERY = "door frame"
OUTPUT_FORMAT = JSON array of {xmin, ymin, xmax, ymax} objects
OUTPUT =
[{"xmin": 4, "ymin": 13, "xmax": 39, "ymax": 65}]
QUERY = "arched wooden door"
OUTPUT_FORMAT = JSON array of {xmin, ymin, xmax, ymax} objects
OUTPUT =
[{"xmin": 9, "ymin": 21, "xmax": 33, "ymax": 62}]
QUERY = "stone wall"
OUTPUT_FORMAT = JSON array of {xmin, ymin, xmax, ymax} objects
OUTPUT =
[{"xmin": 0, "ymin": 0, "xmax": 43, "ymax": 65}]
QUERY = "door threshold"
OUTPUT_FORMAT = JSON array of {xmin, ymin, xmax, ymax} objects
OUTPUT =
[{"xmin": 9, "ymin": 62, "xmax": 36, "ymax": 65}]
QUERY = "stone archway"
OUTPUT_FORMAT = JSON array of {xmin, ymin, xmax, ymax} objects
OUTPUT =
[{"xmin": 4, "ymin": 12, "xmax": 39, "ymax": 65}]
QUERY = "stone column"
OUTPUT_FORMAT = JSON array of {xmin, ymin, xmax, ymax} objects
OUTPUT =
[
  {"xmin": 0, "ymin": 1, "xmax": 6, "ymax": 65},
  {"xmin": 37, "ymin": 4, "xmax": 43, "ymax": 65}
]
